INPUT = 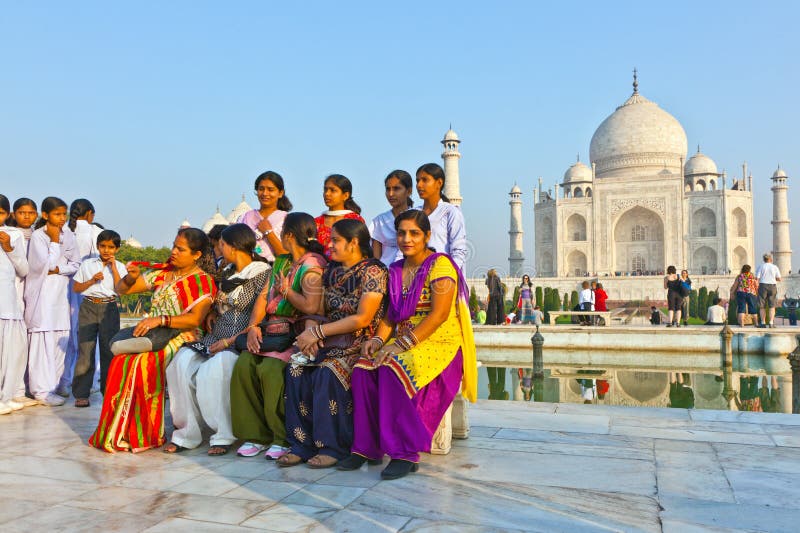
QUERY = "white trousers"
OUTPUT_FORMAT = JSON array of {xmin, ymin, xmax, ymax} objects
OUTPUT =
[
  {"xmin": 28, "ymin": 330, "xmax": 69, "ymax": 399},
  {"xmin": 60, "ymin": 289, "xmax": 81, "ymax": 389},
  {"xmin": 167, "ymin": 347, "xmax": 238, "ymax": 448},
  {"xmin": 0, "ymin": 319, "xmax": 28, "ymax": 402}
]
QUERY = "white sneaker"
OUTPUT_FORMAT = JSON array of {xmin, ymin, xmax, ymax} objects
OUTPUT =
[
  {"xmin": 13, "ymin": 396, "xmax": 40, "ymax": 407},
  {"xmin": 38, "ymin": 393, "xmax": 66, "ymax": 407},
  {"xmin": 5, "ymin": 400, "xmax": 24, "ymax": 411},
  {"xmin": 0, "ymin": 402, "xmax": 12, "ymax": 415},
  {"xmin": 264, "ymin": 445, "xmax": 290, "ymax": 460},
  {"xmin": 237, "ymin": 442, "xmax": 267, "ymax": 457}
]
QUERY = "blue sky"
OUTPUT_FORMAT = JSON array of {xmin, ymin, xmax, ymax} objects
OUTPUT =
[{"xmin": 2, "ymin": 1, "xmax": 798, "ymax": 277}]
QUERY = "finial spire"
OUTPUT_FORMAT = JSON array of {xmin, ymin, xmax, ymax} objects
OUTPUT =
[
  {"xmin": 449, "ymin": 122, "xmax": 452, "ymax": 130},
  {"xmin": 576, "ymin": 153, "xmax": 580, "ymax": 163},
  {"xmin": 697, "ymin": 144, "xmax": 701, "ymax": 154},
  {"xmin": 632, "ymin": 67, "xmax": 639, "ymax": 94}
]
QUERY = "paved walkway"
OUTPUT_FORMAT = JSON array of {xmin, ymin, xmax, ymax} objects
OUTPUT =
[{"xmin": 1, "ymin": 398, "xmax": 799, "ymax": 532}]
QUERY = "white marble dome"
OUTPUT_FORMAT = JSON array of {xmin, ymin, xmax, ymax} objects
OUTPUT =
[
  {"xmin": 510, "ymin": 184, "xmax": 521, "ymax": 194},
  {"xmin": 590, "ymin": 92, "xmax": 688, "ymax": 178},
  {"xmin": 226, "ymin": 196, "xmax": 253, "ymax": 224},
  {"xmin": 125, "ymin": 235, "xmax": 143, "ymax": 249},
  {"xmin": 443, "ymin": 128, "xmax": 459, "ymax": 142},
  {"xmin": 773, "ymin": 167, "xmax": 788, "ymax": 178},
  {"xmin": 202, "ymin": 209, "xmax": 230, "ymax": 233},
  {"xmin": 684, "ymin": 150, "xmax": 718, "ymax": 176},
  {"xmin": 563, "ymin": 161, "xmax": 593, "ymax": 183}
]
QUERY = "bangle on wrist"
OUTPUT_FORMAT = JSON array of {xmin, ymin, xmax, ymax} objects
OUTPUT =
[{"xmin": 369, "ymin": 336, "xmax": 385, "ymax": 348}]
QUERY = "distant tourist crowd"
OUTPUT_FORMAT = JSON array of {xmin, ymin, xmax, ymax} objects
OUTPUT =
[{"xmin": 0, "ymin": 163, "xmax": 477, "ymax": 481}]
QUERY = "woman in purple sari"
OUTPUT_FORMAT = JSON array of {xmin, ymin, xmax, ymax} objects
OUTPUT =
[{"xmin": 339, "ymin": 210, "xmax": 477, "ymax": 480}]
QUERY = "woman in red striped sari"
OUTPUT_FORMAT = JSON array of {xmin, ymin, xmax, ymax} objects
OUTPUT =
[{"xmin": 89, "ymin": 228, "xmax": 217, "ymax": 453}]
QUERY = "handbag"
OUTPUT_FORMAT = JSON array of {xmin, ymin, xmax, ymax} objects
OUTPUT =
[
  {"xmin": 234, "ymin": 318, "xmax": 296, "ymax": 354},
  {"xmin": 109, "ymin": 326, "xmax": 182, "ymax": 355}
]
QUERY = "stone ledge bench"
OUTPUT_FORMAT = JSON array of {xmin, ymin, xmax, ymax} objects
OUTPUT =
[
  {"xmin": 548, "ymin": 310, "xmax": 612, "ymax": 325},
  {"xmin": 430, "ymin": 392, "xmax": 469, "ymax": 455}
]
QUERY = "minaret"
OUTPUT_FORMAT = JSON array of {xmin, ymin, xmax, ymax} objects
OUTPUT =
[
  {"xmin": 771, "ymin": 166, "xmax": 792, "ymax": 274},
  {"xmin": 441, "ymin": 126, "xmax": 462, "ymax": 206},
  {"xmin": 508, "ymin": 184, "xmax": 524, "ymax": 277}
]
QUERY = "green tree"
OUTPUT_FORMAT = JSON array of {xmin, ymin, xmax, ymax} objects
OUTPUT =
[
  {"xmin": 535, "ymin": 286, "xmax": 543, "ymax": 309},
  {"xmin": 570, "ymin": 290, "xmax": 579, "ymax": 310},
  {"xmin": 469, "ymin": 286, "xmax": 478, "ymax": 316},
  {"xmin": 698, "ymin": 287, "xmax": 708, "ymax": 319},
  {"xmin": 728, "ymin": 297, "xmax": 738, "ymax": 325},
  {"xmin": 543, "ymin": 287, "xmax": 552, "ymax": 323},
  {"xmin": 115, "ymin": 244, "xmax": 171, "ymax": 314},
  {"xmin": 509, "ymin": 286, "xmax": 521, "ymax": 314},
  {"xmin": 689, "ymin": 289, "xmax": 698, "ymax": 318},
  {"xmin": 552, "ymin": 289, "xmax": 561, "ymax": 311},
  {"xmin": 562, "ymin": 293, "xmax": 569, "ymax": 312}
]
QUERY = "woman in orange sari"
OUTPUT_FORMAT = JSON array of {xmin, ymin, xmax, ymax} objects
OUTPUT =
[{"xmin": 89, "ymin": 228, "xmax": 216, "ymax": 453}]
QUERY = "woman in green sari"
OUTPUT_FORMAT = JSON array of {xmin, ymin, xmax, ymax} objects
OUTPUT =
[{"xmin": 230, "ymin": 213, "xmax": 327, "ymax": 460}]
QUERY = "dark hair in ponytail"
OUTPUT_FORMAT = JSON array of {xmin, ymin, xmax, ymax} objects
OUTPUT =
[
  {"xmin": 220, "ymin": 223, "xmax": 267, "ymax": 263},
  {"xmin": 34, "ymin": 196, "xmax": 68, "ymax": 229},
  {"xmin": 416, "ymin": 163, "xmax": 449, "ymax": 203},
  {"xmin": 7, "ymin": 198, "xmax": 37, "ymax": 227},
  {"xmin": 325, "ymin": 174, "xmax": 361, "ymax": 214},
  {"xmin": 68, "ymin": 198, "xmax": 95, "ymax": 232},
  {"xmin": 176, "ymin": 227, "xmax": 216, "ymax": 274},
  {"xmin": 282, "ymin": 212, "xmax": 326, "ymax": 256},
  {"xmin": 385, "ymin": 169, "xmax": 414, "ymax": 207},
  {"xmin": 332, "ymin": 219, "xmax": 372, "ymax": 258},
  {"xmin": 254, "ymin": 171, "xmax": 293, "ymax": 211}
]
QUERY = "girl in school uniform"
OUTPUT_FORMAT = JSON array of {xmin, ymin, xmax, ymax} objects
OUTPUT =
[
  {"xmin": 0, "ymin": 195, "xmax": 30, "ymax": 414},
  {"xmin": 24, "ymin": 197, "xmax": 80, "ymax": 406},
  {"xmin": 314, "ymin": 174, "xmax": 364, "ymax": 255},
  {"xmin": 369, "ymin": 170, "xmax": 414, "ymax": 266},
  {"xmin": 61, "ymin": 198, "xmax": 103, "ymax": 396},
  {"xmin": 7, "ymin": 198, "xmax": 38, "ymax": 407}
]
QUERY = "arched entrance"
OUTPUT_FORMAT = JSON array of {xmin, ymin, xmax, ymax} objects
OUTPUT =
[
  {"xmin": 567, "ymin": 250, "xmax": 587, "ymax": 276},
  {"xmin": 613, "ymin": 207, "xmax": 664, "ymax": 274},
  {"xmin": 693, "ymin": 246, "xmax": 718, "ymax": 274}
]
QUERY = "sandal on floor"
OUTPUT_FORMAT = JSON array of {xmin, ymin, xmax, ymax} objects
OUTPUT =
[
  {"xmin": 276, "ymin": 453, "xmax": 304, "ymax": 468},
  {"xmin": 337, "ymin": 454, "xmax": 383, "ymax": 471},
  {"xmin": 163, "ymin": 442, "xmax": 189, "ymax": 454},
  {"xmin": 307, "ymin": 454, "xmax": 338, "ymax": 469},
  {"xmin": 74, "ymin": 398, "xmax": 90, "ymax": 408},
  {"xmin": 207, "ymin": 445, "xmax": 230, "ymax": 456}
]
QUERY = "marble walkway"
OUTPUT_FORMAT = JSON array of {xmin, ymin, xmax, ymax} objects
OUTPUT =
[{"xmin": 1, "ymin": 398, "xmax": 799, "ymax": 532}]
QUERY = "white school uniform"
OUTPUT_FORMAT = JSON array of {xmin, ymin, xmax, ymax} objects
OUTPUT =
[
  {"xmin": 24, "ymin": 227, "xmax": 80, "ymax": 400},
  {"xmin": 369, "ymin": 209, "xmax": 404, "ymax": 266},
  {"xmin": 0, "ymin": 226, "xmax": 29, "ymax": 403},
  {"xmin": 12, "ymin": 227, "xmax": 32, "ymax": 400},
  {"xmin": 63, "ymin": 220, "xmax": 103, "ymax": 390},
  {"xmin": 417, "ymin": 201, "xmax": 468, "ymax": 272}
]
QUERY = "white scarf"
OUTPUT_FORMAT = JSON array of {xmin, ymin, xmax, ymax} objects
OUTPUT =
[{"xmin": 322, "ymin": 209, "xmax": 354, "ymax": 216}]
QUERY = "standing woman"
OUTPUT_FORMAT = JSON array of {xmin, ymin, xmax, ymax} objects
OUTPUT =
[
  {"xmin": 314, "ymin": 174, "xmax": 364, "ymax": 255},
  {"xmin": 518, "ymin": 275, "xmax": 535, "ymax": 324},
  {"xmin": 24, "ymin": 197, "xmax": 80, "ymax": 406},
  {"xmin": 415, "ymin": 163, "xmax": 467, "ymax": 272},
  {"xmin": 8, "ymin": 198, "xmax": 38, "ymax": 407},
  {"xmin": 369, "ymin": 170, "xmax": 413, "ymax": 266},
  {"xmin": 341, "ymin": 210, "xmax": 477, "ymax": 479},
  {"xmin": 730, "ymin": 264, "xmax": 759, "ymax": 327},
  {"xmin": 279, "ymin": 219, "xmax": 387, "ymax": 468},
  {"xmin": 165, "ymin": 224, "xmax": 271, "ymax": 455},
  {"xmin": 664, "ymin": 265, "xmax": 683, "ymax": 327},
  {"xmin": 62, "ymin": 198, "xmax": 103, "ymax": 396},
  {"xmin": 0, "ymin": 195, "xmax": 29, "ymax": 414},
  {"xmin": 237, "ymin": 171, "xmax": 292, "ymax": 262},
  {"xmin": 230, "ymin": 213, "xmax": 327, "ymax": 460},
  {"xmin": 485, "ymin": 269, "xmax": 504, "ymax": 325},
  {"xmin": 89, "ymin": 228, "xmax": 217, "ymax": 453}
]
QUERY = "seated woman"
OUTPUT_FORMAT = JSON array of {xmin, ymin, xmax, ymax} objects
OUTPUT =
[
  {"xmin": 89, "ymin": 228, "xmax": 216, "ymax": 453},
  {"xmin": 278, "ymin": 219, "xmax": 387, "ymax": 468},
  {"xmin": 165, "ymin": 224, "xmax": 271, "ymax": 455},
  {"xmin": 230, "ymin": 213, "xmax": 326, "ymax": 460},
  {"xmin": 339, "ymin": 210, "xmax": 477, "ymax": 480}
]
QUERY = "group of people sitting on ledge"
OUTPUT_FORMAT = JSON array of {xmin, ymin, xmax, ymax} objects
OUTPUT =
[{"xmin": 0, "ymin": 163, "xmax": 477, "ymax": 481}]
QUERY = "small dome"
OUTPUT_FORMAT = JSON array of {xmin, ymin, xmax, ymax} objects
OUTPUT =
[
  {"xmin": 684, "ymin": 150, "xmax": 718, "ymax": 176},
  {"xmin": 443, "ymin": 128, "xmax": 459, "ymax": 142},
  {"xmin": 563, "ymin": 161, "xmax": 593, "ymax": 183},
  {"xmin": 179, "ymin": 219, "xmax": 191, "ymax": 228},
  {"xmin": 773, "ymin": 167, "xmax": 787, "ymax": 178},
  {"xmin": 227, "ymin": 195, "xmax": 253, "ymax": 223},
  {"xmin": 202, "ymin": 209, "xmax": 230, "ymax": 233},
  {"xmin": 125, "ymin": 235, "xmax": 143, "ymax": 249},
  {"xmin": 510, "ymin": 184, "xmax": 521, "ymax": 194},
  {"xmin": 659, "ymin": 168, "xmax": 673, "ymax": 176}
]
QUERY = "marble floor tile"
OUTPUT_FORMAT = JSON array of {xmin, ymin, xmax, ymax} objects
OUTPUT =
[
  {"xmin": 610, "ymin": 424, "xmax": 775, "ymax": 446},
  {"xmin": 169, "ymin": 475, "xmax": 252, "ymax": 496},
  {"xmin": 113, "ymin": 468, "xmax": 202, "ymax": 490},
  {"xmin": 466, "ymin": 425, "xmax": 500, "ymax": 437},
  {"xmin": 205, "ymin": 457, "xmax": 269, "ymax": 479},
  {"xmin": 0, "ymin": 472, "xmax": 96, "ymax": 504},
  {"xmin": 314, "ymin": 465, "xmax": 385, "ymax": 488},
  {"xmin": 1, "ymin": 504, "xmax": 158, "ymax": 533},
  {"xmin": 653, "ymin": 439, "xmax": 715, "ymax": 454},
  {"xmin": 0, "ymin": 455, "xmax": 139, "ymax": 485},
  {"xmin": 313, "ymin": 509, "xmax": 411, "ymax": 532},
  {"xmin": 713, "ymin": 442, "xmax": 800, "ymax": 474},
  {"xmin": 611, "ymin": 416, "xmax": 768, "ymax": 435},
  {"xmin": 690, "ymin": 409, "xmax": 800, "ymax": 426},
  {"xmin": 459, "ymin": 434, "xmax": 654, "ymax": 461},
  {"xmin": 492, "ymin": 427, "xmax": 653, "ymax": 449},
  {"xmin": 282, "ymin": 484, "xmax": 366, "ymax": 509},
  {"xmin": 0, "ymin": 497, "xmax": 45, "ymax": 525},
  {"xmin": 555, "ymin": 403, "xmax": 691, "ymax": 420},
  {"xmin": 257, "ymin": 463, "xmax": 338, "ymax": 483},
  {"xmin": 240, "ymin": 503, "xmax": 336, "ymax": 531},
  {"xmin": 143, "ymin": 516, "xmax": 258, "ymax": 532},
  {"xmin": 654, "ymin": 450, "xmax": 735, "ymax": 503},
  {"xmin": 400, "ymin": 518, "xmax": 528, "ymax": 532},
  {"xmin": 724, "ymin": 468, "xmax": 800, "ymax": 509},
  {"xmin": 469, "ymin": 409, "xmax": 610, "ymax": 434},
  {"xmin": 220, "ymin": 479, "xmax": 303, "ymax": 503},
  {"xmin": 61, "ymin": 486, "xmax": 161, "ymax": 511},
  {"xmin": 471, "ymin": 400, "xmax": 557, "ymax": 414},
  {"xmin": 118, "ymin": 491, "xmax": 273, "ymax": 524},
  {"xmin": 658, "ymin": 495, "xmax": 800, "ymax": 533},
  {"xmin": 660, "ymin": 519, "xmax": 755, "ymax": 533}
]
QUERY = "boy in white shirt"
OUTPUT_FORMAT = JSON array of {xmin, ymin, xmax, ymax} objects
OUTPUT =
[
  {"xmin": 70, "ymin": 230, "xmax": 127, "ymax": 407},
  {"xmin": 578, "ymin": 280, "xmax": 595, "ymax": 326}
]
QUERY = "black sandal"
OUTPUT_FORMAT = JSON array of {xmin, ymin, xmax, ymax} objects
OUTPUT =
[
  {"xmin": 380, "ymin": 459, "xmax": 419, "ymax": 480},
  {"xmin": 337, "ymin": 454, "xmax": 383, "ymax": 471},
  {"xmin": 163, "ymin": 442, "xmax": 188, "ymax": 454},
  {"xmin": 207, "ymin": 445, "xmax": 230, "ymax": 456}
]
